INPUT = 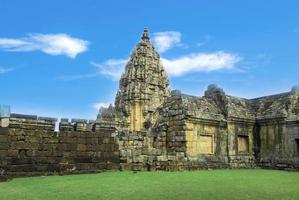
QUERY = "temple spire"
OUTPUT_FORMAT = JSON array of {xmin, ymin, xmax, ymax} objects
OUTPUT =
[
  {"xmin": 141, "ymin": 27, "xmax": 150, "ymax": 41},
  {"xmin": 114, "ymin": 27, "xmax": 170, "ymax": 131}
]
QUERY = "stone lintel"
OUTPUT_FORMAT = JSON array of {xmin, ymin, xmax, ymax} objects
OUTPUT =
[
  {"xmin": 187, "ymin": 117, "xmax": 227, "ymax": 127},
  {"xmin": 227, "ymin": 117, "xmax": 256, "ymax": 124},
  {"xmin": 285, "ymin": 119, "xmax": 299, "ymax": 126}
]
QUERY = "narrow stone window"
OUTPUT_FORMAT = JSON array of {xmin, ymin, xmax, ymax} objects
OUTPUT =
[
  {"xmin": 238, "ymin": 135, "xmax": 249, "ymax": 154},
  {"xmin": 295, "ymin": 139, "xmax": 299, "ymax": 156}
]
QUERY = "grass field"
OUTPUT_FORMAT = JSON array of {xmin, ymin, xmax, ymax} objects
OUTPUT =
[{"xmin": 0, "ymin": 169, "xmax": 298, "ymax": 200}]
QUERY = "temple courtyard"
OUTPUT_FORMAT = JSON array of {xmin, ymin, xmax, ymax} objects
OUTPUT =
[{"xmin": 0, "ymin": 169, "xmax": 298, "ymax": 200}]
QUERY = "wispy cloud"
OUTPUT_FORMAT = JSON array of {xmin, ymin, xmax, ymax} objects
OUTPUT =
[
  {"xmin": 57, "ymin": 73, "xmax": 98, "ymax": 81},
  {"xmin": 0, "ymin": 33, "xmax": 89, "ymax": 58},
  {"xmin": 161, "ymin": 51, "xmax": 241, "ymax": 76},
  {"xmin": 57, "ymin": 59, "xmax": 128, "ymax": 81},
  {"xmin": 152, "ymin": 31, "xmax": 182, "ymax": 53},
  {"xmin": 0, "ymin": 67, "xmax": 14, "ymax": 74},
  {"xmin": 0, "ymin": 39, "xmax": 29, "ymax": 48},
  {"xmin": 93, "ymin": 102, "xmax": 110, "ymax": 110},
  {"xmin": 236, "ymin": 53, "xmax": 271, "ymax": 74},
  {"xmin": 91, "ymin": 59, "xmax": 128, "ymax": 80},
  {"xmin": 196, "ymin": 35, "xmax": 212, "ymax": 47}
]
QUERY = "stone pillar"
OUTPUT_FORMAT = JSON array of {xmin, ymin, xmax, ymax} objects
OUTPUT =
[{"xmin": 0, "ymin": 105, "xmax": 10, "ymax": 181}]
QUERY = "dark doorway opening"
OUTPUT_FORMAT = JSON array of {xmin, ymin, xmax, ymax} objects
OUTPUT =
[{"xmin": 295, "ymin": 139, "xmax": 299, "ymax": 156}]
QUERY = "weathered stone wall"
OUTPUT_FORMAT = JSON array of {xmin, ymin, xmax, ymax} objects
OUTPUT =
[
  {"xmin": 1, "ymin": 114, "xmax": 298, "ymax": 178},
  {"xmin": 257, "ymin": 118, "xmax": 299, "ymax": 170},
  {"xmin": 0, "ymin": 127, "xmax": 8, "ymax": 181},
  {"xmin": 118, "ymin": 131, "xmax": 154, "ymax": 171},
  {"xmin": 152, "ymin": 92, "xmax": 256, "ymax": 169},
  {"xmin": 114, "ymin": 92, "xmax": 257, "ymax": 172},
  {"xmin": 0, "ymin": 115, "xmax": 119, "ymax": 178},
  {"xmin": 227, "ymin": 118, "xmax": 256, "ymax": 167},
  {"xmin": 249, "ymin": 87, "xmax": 299, "ymax": 170}
]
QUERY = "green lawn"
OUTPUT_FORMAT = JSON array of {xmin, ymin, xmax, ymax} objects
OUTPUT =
[{"xmin": 0, "ymin": 169, "xmax": 299, "ymax": 200}]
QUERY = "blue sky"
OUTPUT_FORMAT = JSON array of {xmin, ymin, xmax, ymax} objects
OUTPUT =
[{"xmin": 0, "ymin": 0, "xmax": 299, "ymax": 120}]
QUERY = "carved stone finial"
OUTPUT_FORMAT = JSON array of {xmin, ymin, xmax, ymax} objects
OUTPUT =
[
  {"xmin": 204, "ymin": 84, "xmax": 228, "ymax": 117},
  {"xmin": 205, "ymin": 84, "xmax": 225, "ymax": 97},
  {"xmin": 141, "ymin": 27, "xmax": 150, "ymax": 41}
]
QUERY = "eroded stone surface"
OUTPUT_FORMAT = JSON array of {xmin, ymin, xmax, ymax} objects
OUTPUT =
[
  {"xmin": 0, "ymin": 29, "xmax": 298, "ymax": 176},
  {"xmin": 96, "ymin": 29, "xmax": 299, "ymax": 171}
]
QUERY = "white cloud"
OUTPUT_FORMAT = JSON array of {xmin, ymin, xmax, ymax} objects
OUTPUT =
[
  {"xmin": 152, "ymin": 31, "xmax": 181, "ymax": 53},
  {"xmin": 56, "ymin": 59, "xmax": 127, "ymax": 81},
  {"xmin": 0, "ymin": 33, "xmax": 89, "ymax": 58},
  {"xmin": 161, "ymin": 51, "xmax": 241, "ymax": 76},
  {"xmin": 90, "ymin": 51, "xmax": 241, "ymax": 79},
  {"xmin": 0, "ymin": 39, "xmax": 29, "ymax": 48},
  {"xmin": 91, "ymin": 59, "xmax": 128, "ymax": 80},
  {"xmin": 0, "ymin": 67, "xmax": 14, "ymax": 74},
  {"xmin": 93, "ymin": 102, "xmax": 110, "ymax": 110}
]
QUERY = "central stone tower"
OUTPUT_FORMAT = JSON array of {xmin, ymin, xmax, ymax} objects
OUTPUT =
[{"xmin": 114, "ymin": 28, "xmax": 170, "ymax": 131}]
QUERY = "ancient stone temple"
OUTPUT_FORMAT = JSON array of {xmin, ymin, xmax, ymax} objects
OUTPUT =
[
  {"xmin": 114, "ymin": 28, "xmax": 170, "ymax": 131},
  {"xmin": 0, "ymin": 29, "xmax": 299, "ymax": 179}
]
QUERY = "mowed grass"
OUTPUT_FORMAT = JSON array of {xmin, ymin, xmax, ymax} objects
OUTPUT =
[{"xmin": 0, "ymin": 169, "xmax": 299, "ymax": 200}]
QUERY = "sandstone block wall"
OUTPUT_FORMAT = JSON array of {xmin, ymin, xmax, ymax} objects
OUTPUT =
[
  {"xmin": 0, "ymin": 115, "xmax": 119, "ymax": 177},
  {"xmin": 257, "ymin": 118, "xmax": 299, "ymax": 169},
  {"xmin": 1, "ymin": 114, "xmax": 299, "ymax": 178},
  {"xmin": 226, "ymin": 118, "xmax": 256, "ymax": 167},
  {"xmin": 0, "ymin": 128, "xmax": 8, "ymax": 171}
]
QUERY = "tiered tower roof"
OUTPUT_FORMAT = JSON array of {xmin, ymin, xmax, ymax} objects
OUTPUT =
[{"xmin": 115, "ymin": 28, "xmax": 170, "ymax": 119}]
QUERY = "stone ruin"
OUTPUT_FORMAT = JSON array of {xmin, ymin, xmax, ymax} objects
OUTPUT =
[{"xmin": 0, "ymin": 28, "xmax": 299, "ymax": 180}]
